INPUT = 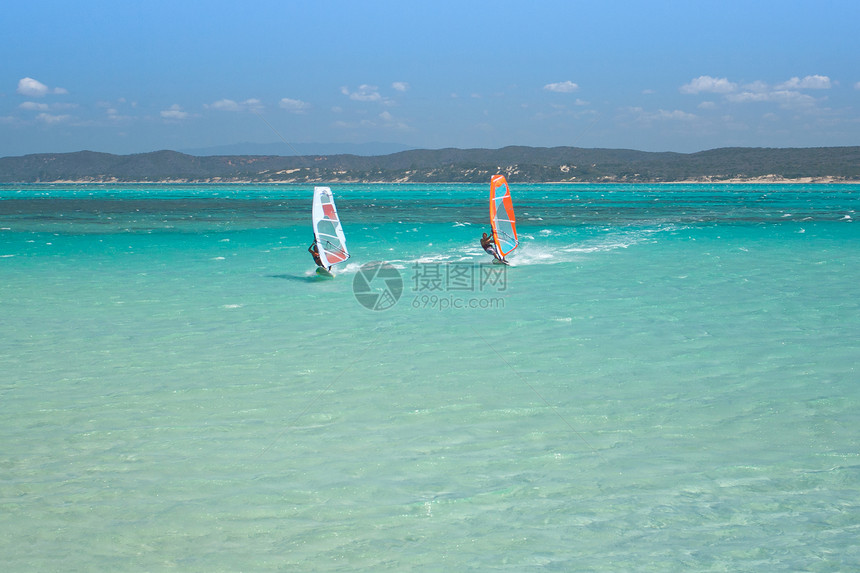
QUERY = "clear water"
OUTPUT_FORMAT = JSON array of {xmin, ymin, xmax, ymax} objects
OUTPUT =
[{"xmin": 2, "ymin": 184, "xmax": 858, "ymax": 571}]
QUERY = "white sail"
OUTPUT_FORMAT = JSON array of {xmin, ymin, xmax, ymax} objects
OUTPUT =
[{"xmin": 312, "ymin": 186, "xmax": 349, "ymax": 268}]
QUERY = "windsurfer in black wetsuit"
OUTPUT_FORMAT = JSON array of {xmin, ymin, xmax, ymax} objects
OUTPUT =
[
  {"xmin": 480, "ymin": 231, "xmax": 502, "ymax": 262},
  {"xmin": 308, "ymin": 238, "xmax": 328, "ymax": 270}
]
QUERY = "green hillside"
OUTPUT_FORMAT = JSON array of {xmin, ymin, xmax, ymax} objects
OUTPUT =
[{"xmin": 1, "ymin": 146, "xmax": 858, "ymax": 183}]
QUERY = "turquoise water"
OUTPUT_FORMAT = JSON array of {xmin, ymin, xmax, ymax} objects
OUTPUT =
[{"xmin": 1, "ymin": 184, "xmax": 858, "ymax": 571}]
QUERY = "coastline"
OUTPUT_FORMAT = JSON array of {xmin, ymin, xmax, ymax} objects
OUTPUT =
[
  {"xmin": 8, "ymin": 176, "xmax": 857, "ymax": 185},
  {"xmin": 3, "ymin": 147, "xmax": 859, "ymax": 185}
]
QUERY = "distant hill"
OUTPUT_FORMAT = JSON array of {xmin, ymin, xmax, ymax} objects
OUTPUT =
[
  {"xmin": 180, "ymin": 141, "xmax": 414, "ymax": 156},
  {"xmin": 1, "ymin": 146, "xmax": 859, "ymax": 183}
]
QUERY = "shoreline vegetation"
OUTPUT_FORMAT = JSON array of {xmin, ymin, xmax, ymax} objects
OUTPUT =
[{"xmin": 1, "ymin": 146, "xmax": 859, "ymax": 184}]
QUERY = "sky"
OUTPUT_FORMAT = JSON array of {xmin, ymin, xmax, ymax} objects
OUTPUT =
[{"xmin": 2, "ymin": 0, "xmax": 859, "ymax": 156}]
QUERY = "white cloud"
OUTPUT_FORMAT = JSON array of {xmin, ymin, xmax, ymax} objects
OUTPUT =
[
  {"xmin": 392, "ymin": 81, "xmax": 409, "ymax": 92},
  {"xmin": 333, "ymin": 118, "xmax": 376, "ymax": 129},
  {"xmin": 279, "ymin": 98, "xmax": 310, "ymax": 113},
  {"xmin": 160, "ymin": 104, "xmax": 188, "ymax": 120},
  {"xmin": 208, "ymin": 98, "xmax": 265, "ymax": 112},
  {"xmin": 333, "ymin": 109, "xmax": 408, "ymax": 130},
  {"xmin": 769, "ymin": 90, "xmax": 818, "ymax": 108},
  {"xmin": 777, "ymin": 75, "xmax": 831, "ymax": 90},
  {"xmin": 19, "ymin": 101, "xmax": 50, "ymax": 111},
  {"xmin": 36, "ymin": 112, "xmax": 70, "ymax": 124},
  {"xmin": 855, "ymin": 81, "xmax": 860, "ymax": 90},
  {"xmin": 209, "ymin": 99, "xmax": 241, "ymax": 111},
  {"xmin": 17, "ymin": 77, "xmax": 49, "ymax": 97},
  {"xmin": 379, "ymin": 110, "xmax": 408, "ymax": 129},
  {"xmin": 680, "ymin": 76, "xmax": 828, "ymax": 112},
  {"xmin": 106, "ymin": 106, "xmax": 136, "ymax": 122},
  {"xmin": 654, "ymin": 109, "xmax": 697, "ymax": 121},
  {"xmin": 20, "ymin": 101, "xmax": 76, "ymax": 113},
  {"xmin": 341, "ymin": 84, "xmax": 383, "ymax": 102},
  {"xmin": 628, "ymin": 107, "xmax": 697, "ymax": 122},
  {"xmin": 726, "ymin": 87, "xmax": 817, "ymax": 109},
  {"xmin": 726, "ymin": 91, "xmax": 771, "ymax": 103},
  {"xmin": 544, "ymin": 81, "xmax": 579, "ymax": 93},
  {"xmin": 17, "ymin": 77, "xmax": 66, "ymax": 97},
  {"xmin": 743, "ymin": 80, "xmax": 769, "ymax": 93},
  {"xmin": 97, "ymin": 99, "xmax": 134, "ymax": 121},
  {"xmin": 680, "ymin": 76, "xmax": 737, "ymax": 94}
]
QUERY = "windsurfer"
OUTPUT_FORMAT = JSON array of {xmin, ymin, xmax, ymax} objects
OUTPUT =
[
  {"xmin": 308, "ymin": 239, "xmax": 328, "ymax": 270},
  {"xmin": 480, "ymin": 232, "xmax": 502, "ymax": 261}
]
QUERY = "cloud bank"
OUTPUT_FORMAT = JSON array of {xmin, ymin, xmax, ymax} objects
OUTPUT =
[{"xmin": 681, "ymin": 74, "xmax": 832, "ymax": 110}]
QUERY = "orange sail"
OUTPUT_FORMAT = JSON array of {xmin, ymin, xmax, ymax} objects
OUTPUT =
[{"xmin": 489, "ymin": 175, "xmax": 518, "ymax": 257}]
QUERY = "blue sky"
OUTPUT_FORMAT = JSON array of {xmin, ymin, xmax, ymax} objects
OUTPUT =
[{"xmin": 2, "ymin": 0, "xmax": 859, "ymax": 156}]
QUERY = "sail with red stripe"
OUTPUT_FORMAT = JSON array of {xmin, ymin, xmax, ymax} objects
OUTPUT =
[
  {"xmin": 489, "ymin": 175, "xmax": 518, "ymax": 257},
  {"xmin": 312, "ymin": 186, "xmax": 349, "ymax": 268}
]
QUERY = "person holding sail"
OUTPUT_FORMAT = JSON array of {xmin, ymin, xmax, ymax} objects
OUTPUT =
[
  {"xmin": 480, "ymin": 231, "xmax": 503, "ymax": 262},
  {"xmin": 308, "ymin": 238, "xmax": 328, "ymax": 270}
]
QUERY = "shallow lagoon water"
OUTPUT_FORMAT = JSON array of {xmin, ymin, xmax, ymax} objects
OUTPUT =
[{"xmin": 1, "ymin": 184, "xmax": 858, "ymax": 571}]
